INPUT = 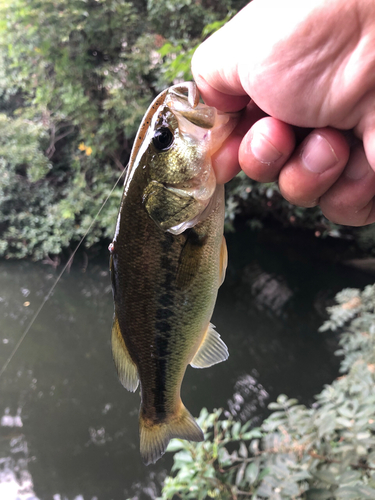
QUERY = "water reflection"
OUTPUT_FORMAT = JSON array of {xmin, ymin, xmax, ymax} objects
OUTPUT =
[
  {"xmin": 226, "ymin": 372, "xmax": 269, "ymax": 424},
  {"xmin": 0, "ymin": 228, "xmax": 373, "ymax": 499},
  {"xmin": 245, "ymin": 264, "xmax": 293, "ymax": 316},
  {"xmin": 1, "ymin": 408, "xmax": 23, "ymax": 428},
  {"xmin": 0, "ymin": 408, "xmax": 39, "ymax": 500}
]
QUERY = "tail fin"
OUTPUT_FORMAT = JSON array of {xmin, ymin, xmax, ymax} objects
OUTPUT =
[{"xmin": 139, "ymin": 403, "xmax": 204, "ymax": 465}]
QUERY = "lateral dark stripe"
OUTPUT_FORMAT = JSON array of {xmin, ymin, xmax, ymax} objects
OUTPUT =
[
  {"xmin": 152, "ymin": 232, "xmax": 176, "ymax": 422},
  {"xmin": 155, "ymin": 320, "xmax": 172, "ymax": 334},
  {"xmin": 156, "ymin": 308, "xmax": 174, "ymax": 320},
  {"xmin": 158, "ymin": 293, "xmax": 173, "ymax": 307}
]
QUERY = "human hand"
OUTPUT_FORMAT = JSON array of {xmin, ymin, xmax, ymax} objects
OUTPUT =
[{"xmin": 191, "ymin": 0, "xmax": 375, "ymax": 226}]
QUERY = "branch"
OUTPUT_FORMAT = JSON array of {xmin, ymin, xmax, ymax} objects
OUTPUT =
[
  {"xmin": 109, "ymin": 152, "xmax": 127, "ymax": 171},
  {"xmin": 45, "ymin": 125, "xmax": 74, "ymax": 159}
]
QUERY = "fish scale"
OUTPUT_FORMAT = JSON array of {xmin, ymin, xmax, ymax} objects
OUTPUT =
[{"xmin": 109, "ymin": 82, "xmax": 238, "ymax": 465}]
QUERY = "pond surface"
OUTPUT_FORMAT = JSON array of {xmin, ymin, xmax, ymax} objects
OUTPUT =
[{"xmin": 0, "ymin": 227, "xmax": 373, "ymax": 500}]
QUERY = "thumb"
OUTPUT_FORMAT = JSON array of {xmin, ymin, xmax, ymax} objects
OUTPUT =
[
  {"xmin": 191, "ymin": 14, "xmax": 249, "ymax": 112},
  {"xmin": 191, "ymin": 0, "xmax": 332, "ymax": 114}
]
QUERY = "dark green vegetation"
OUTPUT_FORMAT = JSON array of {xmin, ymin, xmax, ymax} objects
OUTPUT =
[
  {"xmin": 0, "ymin": 0, "xmax": 247, "ymax": 259},
  {"xmin": 1, "ymin": 0, "xmax": 373, "ymax": 261},
  {"xmin": 160, "ymin": 285, "xmax": 375, "ymax": 500}
]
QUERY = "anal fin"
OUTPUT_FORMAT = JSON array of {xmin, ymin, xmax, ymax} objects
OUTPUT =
[
  {"xmin": 190, "ymin": 323, "xmax": 229, "ymax": 369},
  {"xmin": 111, "ymin": 314, "xmax": 139, "ymax": 392}
]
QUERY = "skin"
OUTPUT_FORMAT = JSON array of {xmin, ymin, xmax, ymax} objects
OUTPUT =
[{"xmin": 191, "ymin": 0, "xmax": 375, "ymax": 226}]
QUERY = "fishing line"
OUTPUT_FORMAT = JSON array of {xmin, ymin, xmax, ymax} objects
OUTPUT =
[{"xmin": 0, "ymin": 168, "xmax": 126, "ymax": 379}]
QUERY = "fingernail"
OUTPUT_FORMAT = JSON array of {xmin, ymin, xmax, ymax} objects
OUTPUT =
[
  {"xmin": 250, "ymin": 133, "xmax": 282, "ymax": 164},
  {"xmin": 301, "ymin": 134, "xmax": 339, "ymax": 173}
]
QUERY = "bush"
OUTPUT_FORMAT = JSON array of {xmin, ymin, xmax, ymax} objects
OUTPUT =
[
  {"xmin": 160, "ymin": 285, "xmax": 375, "ymax": 500},
  {"xmin": 0, "ymin": 0, "xmax": 249, "ymax": 259}
]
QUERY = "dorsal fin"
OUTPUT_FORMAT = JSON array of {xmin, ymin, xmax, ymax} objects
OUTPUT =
[
  {"xmin": 190, "ymin": 323, "xmax": 229, "ymax": 369},
  {"xmin": 111, "ymin": 315, "xmax": 139, "ymax": 392}
]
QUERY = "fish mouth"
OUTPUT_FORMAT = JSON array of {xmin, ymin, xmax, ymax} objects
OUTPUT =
[
  {"xmin": 165, "ymin": 82, "xmax": 216, "ymax": 129},
  {"xmin": 165, "ymin": 82, "xmax": 240, "ymax": 155},
  {"xmin": 168, "ymin": 82, "xmax": 200, "ymax": 109}
]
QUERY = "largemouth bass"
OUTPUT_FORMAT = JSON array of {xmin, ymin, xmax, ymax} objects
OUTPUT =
[{"xmin": 109, "ymin": 82, "xmax": 238, "ymax": 465}]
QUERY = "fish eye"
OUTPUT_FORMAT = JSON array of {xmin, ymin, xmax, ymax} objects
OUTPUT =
[{"xmin": 152, "ymin": 127, "xmax": 174, "ymax": 151}]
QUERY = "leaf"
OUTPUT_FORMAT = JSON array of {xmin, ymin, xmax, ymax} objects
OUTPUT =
[
  {"xmin": 336, "ymin": 417, "xmax": 353, "ymax": 428},
  {"xmin": 318, "ymin": 411, "xmax": 336, "ymax": 436},
  {"xmin": 356, "ymin": 431, "xmax": 371, "ymax": 440},
  {"xmin": 235, "ymin": 462, "xmax": 246, "ymax": 486},
  {"xmin": 242, "ymin": 428, "xmax": 263, "ymax": 440},
  {"xmin": 306, "ymin": 488, "xmax": 334, "ymax": 500},
  {"xmin": 245, "ymin": 461, "xmax": 259, "ymax": 485},
  {"xmin": 268, "ymin": 402, "xmax": 282, "ymax": 410},
  {"xmin": 239, "ymin": 441, "xmax": 248, "ymax": 458},
  {"xmin": 313, "ymin": 470, "xmax": 338, "ymax": 485},
  {"xmin": 232, "ymin": 422, "xmax": 241, "ymax": 439},
  {"xmin": 277, "ymin": 394, "xmax": 288, "ymax": 405},
  {"xmin": 338, "ymin": 406, "xmax": 355, "ymax": 419},
  {"xmin": 171, "ymin": 450, "xmax": 193, "ymax": 471},
  {"xmin": 166, "ymin": 439, "xmax": 185, "ymax": 452},
  {"xmin": 201, "ymin": 14, "xmax": 232, "ymax": 38},
  {"xmin": 218, "ymin": 446, "xmax": 231, "ymax": 467},
  {"xmin": 338, "ymin": 470, "xmax": 361, "ymax": 485},
  {"xmin": 257, "ymin": 467, "xmax": 271, "ymax": 481},
  {"xmin": 335, "ymin": 486, "xmax": 365, "ymax": 499},
  {"xmin": 286, "ymin": 398, "xmax": 299, "ymax": 407},
  {"xmin": 355, "ymin": 485, "xmax": 375, "ymax": 498}
]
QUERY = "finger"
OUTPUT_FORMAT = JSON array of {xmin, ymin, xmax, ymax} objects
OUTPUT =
[
  {"xmin": 191, "ymin": 5, "xmax": 254, "ymax": 112},
  {"xmin": 320, "ymin": 145, "xmax": 375, "ymax": 226},
  {"xmin": 191, "ymin": 0, "xmax": 326, "ymax": 118},
  {"xmin": 193, "ymin": 73, "xmax": 250, "ymax": 112},
  {"xmin": 212, "ymin": 101, "xmax": 268, "ymax": 184},
  {"xmin": 278, "ymin": 128, "xmax": 350, "ymax": 207},
  {"xmin": 191, "ymin": 21, "xmax": 248, "ymax": 111},
  {"xmin": 362, "ymin": 125, "xmax": 375, "ymax": 172},
  {"xmin": 238, "ymin": 117, "xmax": 296, "ymax": 182}
]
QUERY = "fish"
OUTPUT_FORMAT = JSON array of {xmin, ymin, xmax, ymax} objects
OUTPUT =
[{"xmin": 109, "ymin": 81, "xmax": 238, "ymax": 465}]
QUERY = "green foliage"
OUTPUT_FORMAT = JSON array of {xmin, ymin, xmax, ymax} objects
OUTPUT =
[
  {"xmin": 0, "ymin": 110, "xmax": 122, "ymax": 259},
  {"xmin": 225, "ymin": 172, "xmax": 343, "ymax": 237},
  {"xmin": 0, "ymin": 0, "xmax": 250, "ymax": 260},
  {"xmin": 160, "ymin": 285, "xmax": 375, "ymax": 500},
  {"xmin": 158, "ymin": 12, "xmax": 234, "ymax": 82}
]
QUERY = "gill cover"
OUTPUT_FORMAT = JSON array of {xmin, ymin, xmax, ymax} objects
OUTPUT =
[{"xmin": 139, "ymin": 82, "xmax": 237, "ymax": 234}]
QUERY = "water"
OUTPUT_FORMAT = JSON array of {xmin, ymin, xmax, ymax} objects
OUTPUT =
[{"xmin": 0, "ymin": 227, "xmax": 373, "ymax": 500}]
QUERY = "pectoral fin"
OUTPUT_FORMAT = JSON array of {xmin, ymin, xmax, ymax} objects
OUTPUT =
[
  {"xmin": 111, "ymin": 315, "xmax": 139, "ymax": 392},
  {"xmin": 220, "ymin": 235, "xmax": 228, "ymax": 286},
  {"xmin": 176, "ymin": 228, "xmax": 208, "ymax": 290},
  {"xmin": 190, "ymin": 323, "xmax": 229, "ymax": 369}
]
